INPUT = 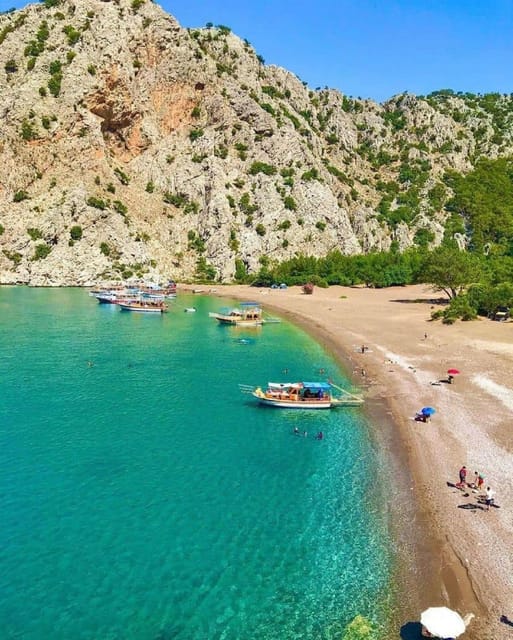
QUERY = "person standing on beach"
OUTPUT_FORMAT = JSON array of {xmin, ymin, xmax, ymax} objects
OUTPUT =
[
  {"xmin": 457, "ymin": 465, "xmax": 467, "ymax": 488},
  {"xmin": 474, "ymin": 471, "xmax": 485, "ymax": 492},
  {"xmin": 485, "ymin": 486, "xmax": 495, "ymax": 511}
]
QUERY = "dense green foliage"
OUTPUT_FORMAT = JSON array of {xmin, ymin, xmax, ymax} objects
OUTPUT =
[
  {"xmin": 249, "ymin": 161, "xmax": 276, "ymax": 176},
  {"xmin": 245, "ymin": 245, "xmax": 513, "ymax": 321},
  {"xmin": 249, "ymin": 249, "xmax": 420, "ymax": 288},
  {"xmin": 86, "ymin": 197, "xmax": 107, "ymax": 210},
  {"xmin": 443, "ymin": 158, "xmax": 513, "ymax": 253}
]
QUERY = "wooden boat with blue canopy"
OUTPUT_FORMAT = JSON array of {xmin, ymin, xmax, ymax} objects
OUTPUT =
[{"xmin": 241, "ymin": 381, "xmax": 363, "ymax": 409}]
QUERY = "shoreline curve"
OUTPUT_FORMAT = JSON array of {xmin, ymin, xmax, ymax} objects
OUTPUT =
[{"xmin": 183, "ymin": 283, "xmax": 513, "ymax": 640}]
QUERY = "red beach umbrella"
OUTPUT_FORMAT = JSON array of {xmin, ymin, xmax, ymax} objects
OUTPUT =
[{"xmin": 447, "ymin": 368, "xmax": 460, "ymax": 375}]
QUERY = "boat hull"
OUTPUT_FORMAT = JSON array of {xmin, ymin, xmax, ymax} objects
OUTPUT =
[
  {"xmin": 96, "ymin": 295, "xmax": 119, "ymax": 304},
  {"xmin": 209, "ymin": 312, "xmax": 263, "ymax": 326},
  {"xmin": 252, "ymin": 390, "xmax": 332, "ymax": 409},
  {"xmin": 255, "ymin": 395, "xmax": 332, "ymax": 409},
  {"xmin": 249, "ymin": 383, "xmax": 363, "ymax": 409},
  {"xmin": 118, "ymin": 304, "xmax": 166, "ymax": 313}
]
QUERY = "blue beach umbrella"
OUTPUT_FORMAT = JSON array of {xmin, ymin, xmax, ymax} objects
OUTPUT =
[{"xmin": 421, "ymin": 406, "xmax": 436, "ymax": 416}]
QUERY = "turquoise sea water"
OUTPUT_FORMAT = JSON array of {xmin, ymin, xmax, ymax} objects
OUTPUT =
[{"xmin": 0, "ymin": 288, "xmax": 395, "ymax": 640}]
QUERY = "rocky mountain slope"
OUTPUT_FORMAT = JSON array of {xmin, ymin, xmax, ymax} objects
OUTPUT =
[{"xmin": 1, "ymin": 0, "xmax": 513, "ymax": 285}]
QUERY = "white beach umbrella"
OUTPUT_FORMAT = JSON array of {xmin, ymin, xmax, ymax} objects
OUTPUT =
[{"xmin": 420, "ymin": 607, "xmax": 466, "ymax": 638}]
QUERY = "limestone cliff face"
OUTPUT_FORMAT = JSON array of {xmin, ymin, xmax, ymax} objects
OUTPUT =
[{"xmin": 0, "ymin": 0, "xmax": 512, "ymax": 285}]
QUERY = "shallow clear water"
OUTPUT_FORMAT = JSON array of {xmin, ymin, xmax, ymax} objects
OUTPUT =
[{"xmin": 0, "ymin": 288, "xmax": 394, "ymax": 639}]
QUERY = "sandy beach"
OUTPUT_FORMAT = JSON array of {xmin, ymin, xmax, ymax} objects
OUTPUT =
[{"xmin": 183, "ymin": 283, "xmax": 513, "ymax": 639}]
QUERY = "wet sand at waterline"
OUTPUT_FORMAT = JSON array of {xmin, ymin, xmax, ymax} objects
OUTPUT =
[{"xmin": 184, "ymin": 283, "xmax": 513, "ymax": 639}]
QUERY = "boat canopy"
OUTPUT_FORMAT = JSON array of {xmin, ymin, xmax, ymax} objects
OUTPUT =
[
  {"xmin": 302, "ymin": 382, "xmax": 332, "ymax": 390},
  {"xmin": 268, "ymin": 382, "xmax": 331, "ymax": 390},
  {"xmin": 240, "ymin": 301, "xmax": 260, "ymax": 306}
]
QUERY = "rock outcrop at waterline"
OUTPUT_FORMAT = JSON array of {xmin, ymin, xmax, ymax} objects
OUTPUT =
[{"xmin": 1, "ymin": 0, "xmax": 513, "ymax": 285}]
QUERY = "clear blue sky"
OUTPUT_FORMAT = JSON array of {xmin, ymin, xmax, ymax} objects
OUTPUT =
[{"xmin": 3, "ymin": 0, "xmax": 513, "ymax": 102}]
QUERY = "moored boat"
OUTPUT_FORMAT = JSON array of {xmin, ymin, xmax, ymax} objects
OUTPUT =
[
  {"xmin": 209, "ymin": 302, "xmax": 264, "ymax": 326},
  {"xmin": 91, "ymin": 287, "xmax": 139, "ymax": 303},
  {"xmin": 241, "ymin": 381, "xmax": 363, "ymax": 409},
  {"xmin": 140, "ymin": 280, "xmax": 177, "ymax": 298},
  {"xmin": 95, "ymin": 291, "xmax": 120, "ymax": 304},
  {"xmin": 118, "ymin": 299, "xmax": 168, "ymax": 313},
  {"xmin": 90, "ymin": 279, "xmax": 177, "ymax": 302}
]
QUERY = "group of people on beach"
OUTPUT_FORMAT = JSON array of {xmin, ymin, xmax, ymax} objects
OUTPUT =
[{"xmin": 456, "ymin": 465, "xmax": 495, "ymax": 510}]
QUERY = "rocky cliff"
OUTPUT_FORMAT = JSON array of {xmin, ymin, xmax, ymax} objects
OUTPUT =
[{"xmin": 1, "ymin": 0, "xmax": 512, "ymax": 285}]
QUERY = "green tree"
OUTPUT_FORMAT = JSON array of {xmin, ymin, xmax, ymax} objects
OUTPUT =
[
  {"xmin": 467, "ymin": 281, "xmax": 513, "ymax": 316},
  {"xmin": 195, "ymin": 256, "xmax": 216, "ymax": 281},
  {"xmin": 189, "ymin": 128, "xmax": 204, "ymax": 142},
  {"xmin": 21, "ymin": 120, "xmax": 37, "ymax": 141},
  {"xmin": 87, "ymin": 197, "xmax": 107, "ymax": 210},
  {"xmin": 14, "ymin": 190, "xmax": 29, "ymax": 202},
  {"xmin": 32, "ymin": 243, "xmax": 51, "ymax": 260},
  {"xmin": 70, "ymin": 225, "xmax": 82, "ymax": 240},
  {"xmin": 283, "ymin": 195, "xmax": 296, "ymax": 211},
  {"xmin": 100, "ymin": 242, "xmax": 111, "ymax": 256},
  {"xmin": 422, "ymin": 247, "xmax": 482, "ymax": 299},
  {"xmin": 5, "ymin": 59, "xmax": 17, "ymax": 73},
  {"xmin": 249, "ymin": 161, "xmax": 276, "ymax": 176},
  {"xmin": 62, "ymin": 25, "xmax": 80, "ymax": 45},
  {"xmin": 27, "ymin": 227, "xmax": 42, "ymax": 240},
  {"xmin": 48, "ymin": 71, "xmax": 62, "ymax": 97},
  {"xmin": 234, "ymin": 259, "xmax": 247, "ymax": 282}
]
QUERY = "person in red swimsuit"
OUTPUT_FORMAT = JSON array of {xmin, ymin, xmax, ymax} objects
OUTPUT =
[{"xmin": 457, "ymin": 465, "xmax": 467, "ymax": 488}]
